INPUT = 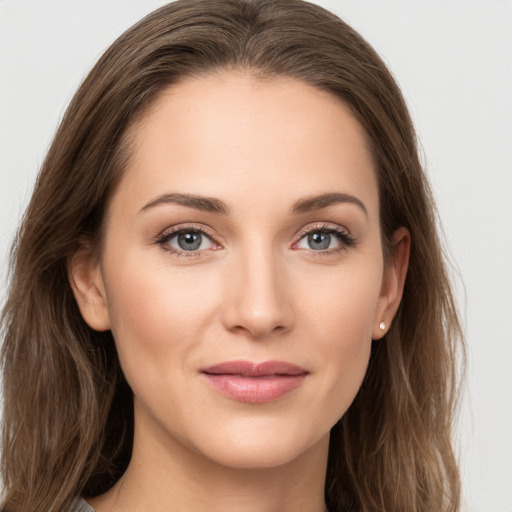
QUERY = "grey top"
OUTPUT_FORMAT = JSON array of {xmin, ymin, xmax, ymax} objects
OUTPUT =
[{"xmin": 71, "ymin": 498, "xmax": 95, "ymax": 512}]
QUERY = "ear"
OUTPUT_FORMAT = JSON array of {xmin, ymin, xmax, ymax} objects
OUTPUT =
[
  {"xmin": 372, "ymin": 227, "xmax": 411, "ymax": 340},
  {"xmin": 67, "ymin": 243, "xmax": 111, "ymax": 332}
]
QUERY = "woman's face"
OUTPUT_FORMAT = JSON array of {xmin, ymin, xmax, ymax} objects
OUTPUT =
[{"xmin": 74, "ymin": 72, "xmax": 406, "ymax": 470}]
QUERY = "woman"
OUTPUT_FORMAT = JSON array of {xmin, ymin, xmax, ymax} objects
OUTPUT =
[{"xmin": 0, "ymin": 0, "xmax": 463, "ymax": 511}]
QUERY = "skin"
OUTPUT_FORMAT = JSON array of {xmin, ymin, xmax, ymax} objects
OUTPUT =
[{"xmin": 70, "ymin": 72, "xmax": 410, "ymax": 512}]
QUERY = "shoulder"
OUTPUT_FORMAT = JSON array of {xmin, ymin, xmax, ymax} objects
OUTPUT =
[{"xmin": 69, "ymin": 498, "xmax": 95, "ymax": 512}]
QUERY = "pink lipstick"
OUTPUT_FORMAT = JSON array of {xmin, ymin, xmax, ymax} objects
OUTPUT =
[{"xmin": 200, "ymin": 360, "xmax": 308, "ymax": 403}]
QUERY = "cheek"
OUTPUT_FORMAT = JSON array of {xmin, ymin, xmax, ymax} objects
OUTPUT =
[
  {"xmin": 295, "ymin": 259, "xmax": 382, "ymax": 419},
  {"xmin": 298, "ymin": 257, "xmax": 382, "ymax": 343},
  {"xmin": 103, "ymin": 251, "xmax": 220, "ymax": 377}
]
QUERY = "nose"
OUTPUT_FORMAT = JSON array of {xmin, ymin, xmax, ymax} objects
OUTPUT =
[{"xmin": 221, "ymin": 245, "xmax": 294, "ymax": 339}]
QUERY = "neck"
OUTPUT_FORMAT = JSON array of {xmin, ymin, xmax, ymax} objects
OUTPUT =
[{"xmin": 89, "ymin": 407, "xmax": 330, "ymax": 512}]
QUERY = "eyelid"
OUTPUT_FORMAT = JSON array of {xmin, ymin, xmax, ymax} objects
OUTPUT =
[
  {"xmin": 292, "ymin": 222, "xmax": 356, "ymax": 254},
  {"xmin": 154, "ymin": 223, "xmax": 222, "ymax": 256},
  {"xmin": 156, "ymin": 222, "xmax": 218, "ymax": 241},
  {"xmin": 294, "ymin": 222, "xmax": 351, "ymax": 240},
  {"xmin": 153, "ymin": 221, "xmax": 355, "ymax": 258}
]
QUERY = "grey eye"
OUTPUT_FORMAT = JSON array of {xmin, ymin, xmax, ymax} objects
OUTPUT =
[
  {"xmin": 177, "ymin": 231, "xmax": 203, "ymax": 251},
  {"xmin": 159, "ymin": 227, "xmax": 215, "ymax": 254},
  {"xmin": 307, "ymin": 232, "xmax": 331, "ymax": 250}
]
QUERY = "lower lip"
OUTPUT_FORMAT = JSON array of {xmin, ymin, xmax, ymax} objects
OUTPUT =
[{"xmin": 202, "ymin": 374, "xmax": 307, "ymax": 403}]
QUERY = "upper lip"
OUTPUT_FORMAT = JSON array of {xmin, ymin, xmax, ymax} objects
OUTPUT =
[{"xmin": 200, "ymin": 360, "xmax": 308, "ymax": 377}]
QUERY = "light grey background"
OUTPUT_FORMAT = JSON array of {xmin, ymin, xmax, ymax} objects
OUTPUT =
[{"xmin": 1, "ymin": 1, "xmax": 511, "ymax": 511}]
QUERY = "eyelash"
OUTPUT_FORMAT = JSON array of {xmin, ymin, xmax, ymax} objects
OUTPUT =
[
  {"xmin": 293, "ymin": 223, "xmax": 357, "ymax": 256},
  {"xmin": 154, "ymin": 222, "xmax": 356, "ymax": 258},
  {"xmin": 154, "ymin": 223, "xmax": 219, "ymax": 258}
]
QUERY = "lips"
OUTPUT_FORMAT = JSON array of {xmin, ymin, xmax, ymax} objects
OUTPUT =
[{"xmin": 200, "ymin": 360, "xmax": 308, "ymax": 403}]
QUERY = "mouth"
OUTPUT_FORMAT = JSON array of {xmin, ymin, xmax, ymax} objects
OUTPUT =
[{"xmin": 200, "ymin": 360, "xmax": 309, "ymax": 404}]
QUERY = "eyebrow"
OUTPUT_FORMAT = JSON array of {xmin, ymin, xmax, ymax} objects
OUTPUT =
[
  {"xmin": 139, "ymin": 191, "xmax": 367, "ymax": 217},
  {"xmin": 140, "ymin": 193, "xmax": 230, "ymax": 215},
  {"xmin": 292, "ymin": 193, "xmax": 368, "ymax": 217}
]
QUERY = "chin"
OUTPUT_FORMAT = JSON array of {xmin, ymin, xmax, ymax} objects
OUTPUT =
[{"xmin": 184, "ymin": 415, "xmax": 330, "ymax": 470}]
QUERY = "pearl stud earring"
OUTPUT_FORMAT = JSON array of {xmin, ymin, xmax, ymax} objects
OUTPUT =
[{"xmin": 379, "ymin": 321, "xmax": 386, "ymax": 330}]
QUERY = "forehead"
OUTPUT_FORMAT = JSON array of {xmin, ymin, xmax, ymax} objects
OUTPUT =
[{"xmin": 116, "ymin": 71, "xmax": 378, "ymax": 218}]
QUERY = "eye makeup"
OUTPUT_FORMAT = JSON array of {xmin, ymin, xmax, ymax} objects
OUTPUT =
[
  {"xmin": 153, "ymin": 220, "xmax": 357, "ymax": 259},
  {"xmin": 154, "ymin": 223, "xmax": 221, "ymax": 258},
  {"xmin": 293, "ymin": 222, "xmax": 356, "ymax": 256}
]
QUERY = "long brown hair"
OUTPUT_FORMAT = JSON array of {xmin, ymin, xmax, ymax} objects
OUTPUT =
[{"xmin": 1, "ymin": 1, "xmax": 463, "ymax": 510}]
